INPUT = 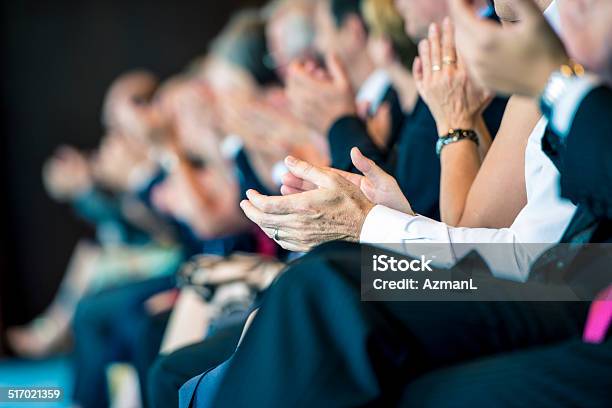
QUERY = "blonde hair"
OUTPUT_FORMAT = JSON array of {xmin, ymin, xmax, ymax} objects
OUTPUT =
[{"xmin": 361, "ymin": 0, "xmax": 417, "ymax": 68}]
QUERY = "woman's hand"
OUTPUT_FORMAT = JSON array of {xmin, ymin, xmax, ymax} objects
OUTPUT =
[{"xmin": 413, "ymin": 18, "xmax": 492, "ymax": 136}]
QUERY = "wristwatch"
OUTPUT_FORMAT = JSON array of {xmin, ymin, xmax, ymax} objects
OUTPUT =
[
  {"xmin": 436, "ymin": 129, "xmax": 479, "ymax": 157},
  {"xmin": 539, "ymin": 61, "xmax": 585, "ymax": 119}
]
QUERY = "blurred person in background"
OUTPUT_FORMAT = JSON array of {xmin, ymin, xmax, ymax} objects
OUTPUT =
[
  {"xmin": 149, "ymin": 1, "xmax": 325, "ymax": 407},
  {"xmin": 6, "ymin": 71, "xmax": 184, "ymax": 359},
  {"xmin": 66, "ymin": 7, "xmax": 323, "ymax": 407},
  {"xmin": 361, "ymin": 0, "xmax": 419, "ymax": 148}
]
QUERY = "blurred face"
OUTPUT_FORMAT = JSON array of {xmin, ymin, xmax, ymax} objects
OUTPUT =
[
  {"xmin": 266, "ymin": 8, "xmax": 315, "ymax": 79},
  {"xmin": 558, "ymin": 0, "xmax": 612, "ymax": 78},
  {"xmin": 314, "ymin": 0, "xmax": 340, "ymax": 56},
  {"xmin": 315, "ymin": 0, "xmax": 368, "ymax": 68},
  {"xmin": 202, "ymin": 56, "xmax": 257, "ymax": 96},
  {"xmin": 394, "ymin": 0, "xmax": 448, "ymax": 40},
  {"xmin": 103, "ymin": 72, "xmax": 158, "ymax": 136}
]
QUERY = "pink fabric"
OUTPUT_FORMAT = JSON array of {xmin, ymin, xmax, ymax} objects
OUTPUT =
[
  {"xmin": 583, "ymin": 285, "xmax": 612, "ymax": 344},
  {"xmin": 253, "ymin": 226, "xmax": 278, "ymax": 257}
]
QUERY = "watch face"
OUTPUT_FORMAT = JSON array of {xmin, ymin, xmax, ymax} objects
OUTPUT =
[{"xmin": 436, "ymin": 138, "xmax": 444, "ymax": 157}]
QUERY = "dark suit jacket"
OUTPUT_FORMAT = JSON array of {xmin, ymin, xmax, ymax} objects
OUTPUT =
[
  {"xmin": 328, "ymin": 90, "xmax": 507, "ymax": 220},
  {"xmin": 542, "ymin": 86, "xmax": 612, "ymax": 243}
]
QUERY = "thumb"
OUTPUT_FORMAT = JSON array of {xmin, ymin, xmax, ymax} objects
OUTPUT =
[
  {"xmin": 326, "ymin": 52, "xmax": 351, "ymax": 88},
  {"xmin": 284, "ymin": 155, "xmax": 335, "ymax": 189},
  {"xmin": 350, "ymin": 147, "xmax": 389, "ymax": 186}
]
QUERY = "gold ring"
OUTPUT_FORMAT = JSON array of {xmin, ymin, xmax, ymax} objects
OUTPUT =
[
  {"xmin": 432, "ymin": 64, "xmax": 441, "ymax": 72},
  {"xmin": 443, "ymin": 57, "xmax": 457, "ymax": 65}
]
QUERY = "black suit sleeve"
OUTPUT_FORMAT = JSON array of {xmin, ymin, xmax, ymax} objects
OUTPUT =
[
  {"xmin": 326, "ymin": 86, "xmax": 404, "ymax": 172},
  {"xmin": 558, "ymin": 86, "xmax": 612, "ymax": 218},
  {"xmin": 327, "ymin": 115, "xmax": 388, "ymax": 171}
]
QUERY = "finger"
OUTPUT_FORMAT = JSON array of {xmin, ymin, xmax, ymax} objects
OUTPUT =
[
  {"xmin": 350, "ymin": 147, "xmax": 389, "ymax": 185},
  {"xmin": 281, "ymin": 172, "xmax": 318, "ymax": 192},
  {"xmin": 280, "ymin": 185, "xmax": 305, "ymax": 195},
  {"xmin": 240, "ymin": 199, "xmax": 266, "ymax": 226},
  {"xmin": 428, "ymin": 23, "xmax": 442, "ymax": 72},
  {"xmin": 328, "ymin": 167, "xmax": 363, "ymax": 187},
  {"xmin": 288, "ymin": 64, "xmax": 319, "ymax": 89},
  {"xmin": 360, "ymin": 177, "xmax": 379, "ymax": 202},
  {"xmin": 240, "ymin": 199, "xmax": 289, "ymax": 229},
  {"xmin": 412, "ymin": 57, "xmax": 424, "ymax": 83},
  {"xmin": 284, "ymin": 155, "xmax": 335, "ymax": 189},
  {"xmin": 326, "ymin": 52, "xmax": 351, "ymax": 88},
  {"xmin": 245, "ymin": 189, "xmax": 297, "ymax": 215},
  {"xmin": 418, "ymin": 39, "xmax": 431, "ymax": 81},
  {"xmin": 441, "ymin": 17, "xmax": 457, "ymax": 67}
]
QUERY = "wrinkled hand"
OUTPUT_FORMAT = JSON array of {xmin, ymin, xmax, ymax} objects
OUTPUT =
[
  {"xmin": 287, "ymin": 53, "xmax": 357, "ymax": 135},
  {"xmin": 558, "ymin": 0, "xmax": 612, "ymax": 79},
  {"xmin": 281, "ymin": 147, "xmax": 414, "ymax": 215},
  {"xmin": 450, "ymin": 0, "xmax": 568, "ymax": 97},
  {"xmin": 239, "ymin": 155, "xmax": 375, "ymax": 252},
  {"xmin": 42, "ymin": 146, "xmax": 92, "ymax": 201},
  {"xmin": 414, "ymin": 19, "xmax": 492, "ymax": 135}
]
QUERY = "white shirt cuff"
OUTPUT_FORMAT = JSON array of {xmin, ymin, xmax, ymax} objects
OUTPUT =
[
  {"xmin": 221, "ymin": 134, "xmax": 244, "ymax": 159},
  {"xmin": 359, "ymin": 205, "xmax": 457, "ymax": 268}
]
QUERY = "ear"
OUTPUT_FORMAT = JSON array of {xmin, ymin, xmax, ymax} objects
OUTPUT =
[{"xmin": 342, "ymin": 14, "xmax": 368, "ymax": 48}]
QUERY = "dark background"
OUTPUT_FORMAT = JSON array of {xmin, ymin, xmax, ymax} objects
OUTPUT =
[{"xmin": 0, "ymin": 0, "xmax": 264, "ymax": 350}]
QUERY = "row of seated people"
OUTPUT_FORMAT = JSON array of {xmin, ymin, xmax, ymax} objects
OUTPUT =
[{"xmin": 6, "ymin": 0, "xmax": 611, "ymax": 406}]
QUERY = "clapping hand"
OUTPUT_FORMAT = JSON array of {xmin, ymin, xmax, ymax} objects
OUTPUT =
[
  {"xmin": 449, "ymin": 0, "xmax": 568, "ymax": 97},
  {"xmin": 239, "ymin": 147, "xmax": 414, "ymax": 252},
  {"xmin": 281, "ymin": 147, "xmax": 413, "ymax": 215},
  {"xmin": 286, "ymin": 53, "xmax": 357, "ymax": 135},
  {"xmin": 413, "ymin": 18, "xmax": 492, "ymax": 135}
]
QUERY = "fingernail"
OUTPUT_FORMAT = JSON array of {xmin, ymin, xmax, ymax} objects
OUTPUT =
[
  {"xmin": 443, "ymin": 16, "xmax": 451, "ymax": 26},
  {"xmin": 429, "ymin": 23, "xmax": 437, "ymax": 35},
  {"xmin": 285, "ymin": 156, "xmax": 297, "ymax": 166}
]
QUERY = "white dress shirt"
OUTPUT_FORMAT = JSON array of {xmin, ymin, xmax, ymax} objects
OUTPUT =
[
  {"xmin": 360, "ymin": 118, "xmax": 577, "ymax": 282},
  {"xmin": 355, "ymin": 68, "xmax": 392, "ymax": 115}
]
